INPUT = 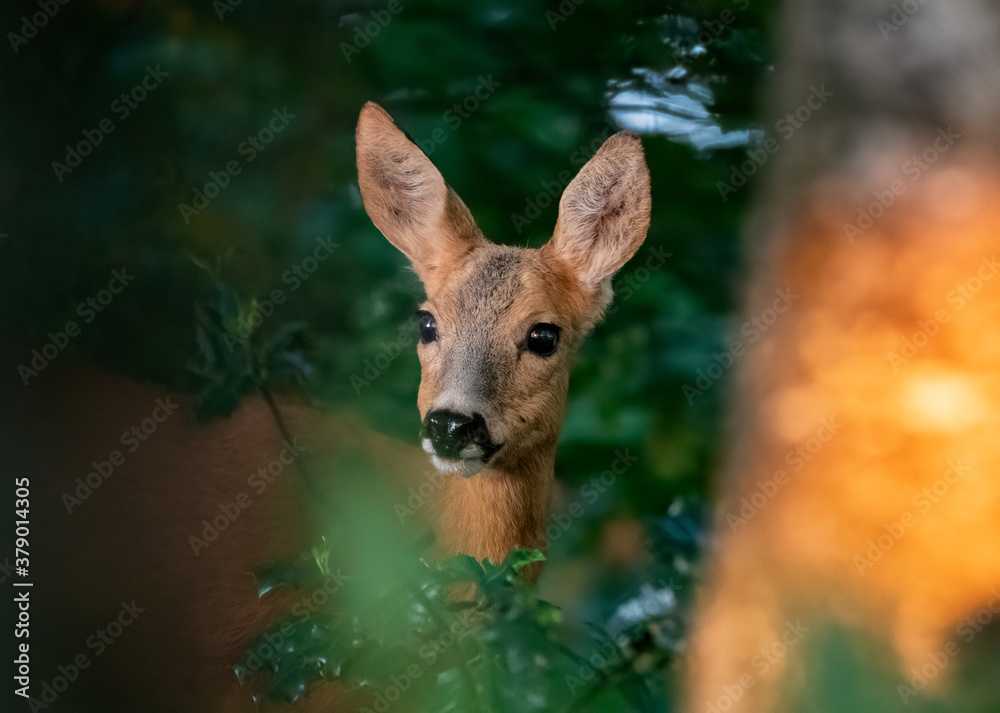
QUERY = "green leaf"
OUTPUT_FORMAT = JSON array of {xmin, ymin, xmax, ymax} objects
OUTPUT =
[
  {"xmin": 256, "ymin": 561, "xmax": 323, "ymax": 599},
  {"xmin": 187, "ymin": 255, "xmax": 316, "ymax": 421},
  {"xmin": 440, "ymin": 554, "xmax": 486, "ymax": 584},
  {"xmin": 505, "ymin": 548, "xmax": 546, "ymax": 573},
  {"xmin": 266, "ymin": 660, "xmax": 312, "ymax": 703}
]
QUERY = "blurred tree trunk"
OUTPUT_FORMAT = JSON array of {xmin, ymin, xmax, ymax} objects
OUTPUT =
[{"xmin": 686, "ymin": 0, "xmax": 1000, "ymax": 711}]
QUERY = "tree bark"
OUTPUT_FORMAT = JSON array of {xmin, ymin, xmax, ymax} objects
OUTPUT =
[{"xmin": 685, "ymin": 1, "xmax": 1000, "ymax": 711}]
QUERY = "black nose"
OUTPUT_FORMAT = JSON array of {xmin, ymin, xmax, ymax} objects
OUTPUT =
[{"xmin": 421, "ymin": 410, "xmax": 495, "ymax": 460}]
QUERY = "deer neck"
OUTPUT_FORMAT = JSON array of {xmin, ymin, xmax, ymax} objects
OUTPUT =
[{"xmin": 430, "ymin": 446, "xmax": 556, "ymax": 569}]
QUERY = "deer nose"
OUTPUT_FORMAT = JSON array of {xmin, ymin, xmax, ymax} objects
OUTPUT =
[{"xmin": 421, "ymin": 409, "xmax": 493, "ymax": 460}]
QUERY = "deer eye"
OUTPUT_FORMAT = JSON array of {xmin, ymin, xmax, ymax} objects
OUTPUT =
[
  {"xmin": 527, "ymin": 323, "xmax": 560, "ymax": 356},
  {"xmin": 416, "ymin": 310, "xmax": 437, "ymax": 344}
]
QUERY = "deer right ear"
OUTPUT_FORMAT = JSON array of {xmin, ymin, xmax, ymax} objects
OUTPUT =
[
  {"xmin": 542, "ymin": 131, "xmax": 651, "ymax": 291},
  {"xmin": 356, "ymin": 102, "xmax": 484, "ymax": 283}
]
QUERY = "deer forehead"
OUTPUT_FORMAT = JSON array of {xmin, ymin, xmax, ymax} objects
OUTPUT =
[{"xmin": 424, "ymin": 245, "xmax": 588, "ymax": 332}]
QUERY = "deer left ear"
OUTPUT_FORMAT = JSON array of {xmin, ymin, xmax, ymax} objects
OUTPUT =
[
  {"xmin": 356, "ymin": 102, "xmax": 485, "ymax": 284},
  {"xmin": 542, "ymin": 131, "xmax": 651, "ymax": 290}
]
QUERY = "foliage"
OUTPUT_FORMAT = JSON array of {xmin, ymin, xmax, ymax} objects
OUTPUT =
[
  {"xmin": 188, "ymin": 255, "xmax": 314, "ymax": 420},
  {"xmin": 6, "ymin": 2, "xmax": 1000, "ymax": 711},
  {"xmin": 238, "ymin": 531, "xmax": 700, "ymax": 713},
  {"xmin": 1, "ymin": 0, "xmax": 769, "ymax": 710},
  {"xmin": 188, "ymin": 268, "xmax": 707, "ymax": 711}
]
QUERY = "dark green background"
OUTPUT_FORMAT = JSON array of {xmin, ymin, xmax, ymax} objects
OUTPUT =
[
  {"xmin": 0, "ymin": 0, "xmax": 773, "ymax": 520},
  {"xmin": 0, "ymin": 1, "xmax": 845, "ymax": 711},
  {"xmin": 5, "ymin": 2, "xmax": 998, "ymax": 712}
]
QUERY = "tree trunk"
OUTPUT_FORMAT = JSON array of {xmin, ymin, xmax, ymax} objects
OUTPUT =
[{"xmin": 685, "ymin": 1, "xmax": 1000, "ymax": 711}]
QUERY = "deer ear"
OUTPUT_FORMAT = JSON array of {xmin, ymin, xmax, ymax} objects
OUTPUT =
[
  {"xmin": 543, "ymin": 131, "xmax": 651, "ymax": 290},
  {"xmin": 356, "ymin": 102, "xmax": 484, "ymax": 282}
]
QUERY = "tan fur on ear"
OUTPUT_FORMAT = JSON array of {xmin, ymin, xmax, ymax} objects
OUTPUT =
[
  {"xmin": 355, "ymin": 102, "xmax": 485, "ymax": 283},
  {"xmin": 543, "ymin": 131, "xmax": 652, "ymax": 289}
]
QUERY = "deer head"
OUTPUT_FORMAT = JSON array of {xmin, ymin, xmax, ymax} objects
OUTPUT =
[{"xmin": 356, "ymin": 102, "xmax": 651, "ymax": 482}]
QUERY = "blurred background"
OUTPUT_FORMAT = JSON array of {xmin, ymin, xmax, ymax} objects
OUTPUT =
[
  {"xmin": 0, "ymin": 0, "xmax": 770, "ymax": 708},
  {"xmin": 3, "ymin": 0, "xmax": 997, "ymax": 711},
  {"xmin": 0, "ymin": 0, "xmax": 770, "ymax": 463}
]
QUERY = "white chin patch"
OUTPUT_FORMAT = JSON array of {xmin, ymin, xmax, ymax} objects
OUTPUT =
[
  {"xmin": 424, "ymin": 440, "xmax": 488, "ymax": 478},
  {"xmin": 430, "ymin": 454, "xmax": 485, "ymax": 478}
]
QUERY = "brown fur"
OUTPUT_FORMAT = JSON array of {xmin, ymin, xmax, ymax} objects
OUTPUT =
[
  {"xmin": 7, "ymin": 360, "xmax": 418, "ymax": 712},
  {"xmin": 11, "ymin": 104, "xmax": 651, "ymax": 712},
  {"xmin": 356, "ymin": 102, "xmax": 652, "ymax": 575}
]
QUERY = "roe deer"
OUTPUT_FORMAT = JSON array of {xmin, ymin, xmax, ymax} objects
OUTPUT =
[
  {"xmin": 355, "ymin": 101, "xmax": 651, "ymax": 567},
  {"xmin": 9, "ymin": 102, "xmax": 651, "ymax": 712}
]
